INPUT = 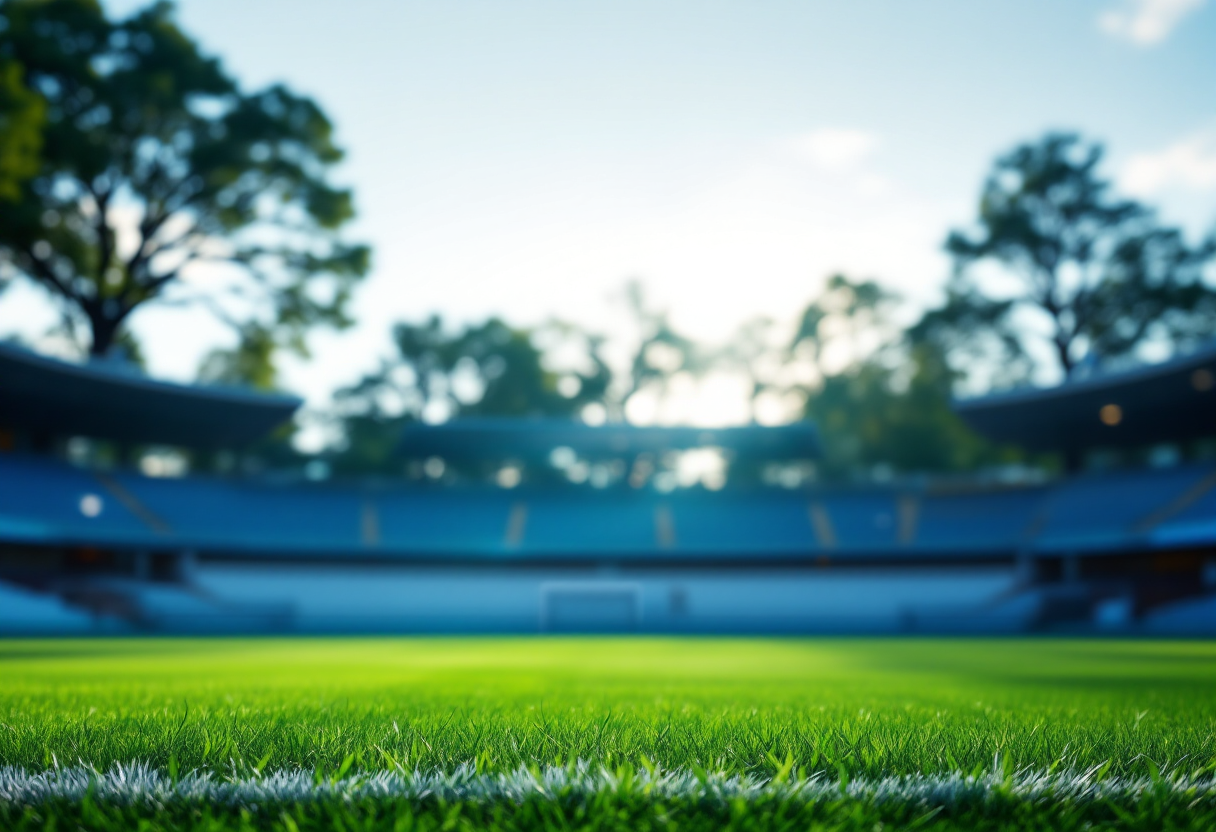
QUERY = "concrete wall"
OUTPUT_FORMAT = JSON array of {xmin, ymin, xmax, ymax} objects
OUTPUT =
[{"xmin": 192, "ymin": 562, "xmax": 1025, "ymax": 634}]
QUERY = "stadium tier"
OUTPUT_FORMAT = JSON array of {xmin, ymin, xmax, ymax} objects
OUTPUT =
[
  {"xmin": 0, "ymin": 342, "xmax": 1214, "ymax": 634},
  {"xmin": 0, "ymin": 342, "xmax": 300, "ymax": 448},
  {"xmin": 2, "ymin": 451, "xmax": 1214, "ymax": 559},
  {"xmin": 953, "ymin": 343, "xmax": 1216, "ymax": 455},
  {"xmin": 400, "ymin": 419, "xmax": 820, "ymax": 461},
  {"xmin": 1, "ymin": 451, "xmax": 1214, "ymax": 633}
]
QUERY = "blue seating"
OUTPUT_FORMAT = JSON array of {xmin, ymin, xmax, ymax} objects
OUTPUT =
[
  {"xmin": 376, "ymin": 490, "xmax": 514, "ymax": 553},
  {"xmin": 815, "ymin": 493, "xmax": 901, "ymax": 550},
  {"xmin": 1034, "ymin": 464, "xmax": 1216, "ymax": 552},
  {"xmin": 0, "ymin": 454, "xmax": 151, "ymax": 544},
  {"xmin": 1150, "ymin": 471, "xmax": 1216, "ymax": 548},
  {"xmin": 669, "ymin": 492, "xmax": 818, "ymax": 555},
  {"xmin": 2, "ymin": 452, "xmax": 1215, "ymax": 558},
  {"xmin": 522, "ymin": 492, "xmax": 657, "ymax": 555},
  {"xmin": 111, "ymin": 473, "xmax": 365, "ymax": 552},
  {"xmin": 916, "ymin": 488, "xmax": 1045, "ymax": 552}
]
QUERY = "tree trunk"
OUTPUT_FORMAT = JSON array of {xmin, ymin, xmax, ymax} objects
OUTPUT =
[
  {"xmin": 88, "ymin": 312, "xmax": 120, "ymax": 358},
  {"xmin": 1054, "ymin": 336, "xmax": 1074, "ymax": 378}
]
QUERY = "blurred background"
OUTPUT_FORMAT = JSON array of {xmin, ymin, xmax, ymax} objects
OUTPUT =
[{"xmin": 0, "ymin": 0, "xmax": 1213, "ymax": 634}]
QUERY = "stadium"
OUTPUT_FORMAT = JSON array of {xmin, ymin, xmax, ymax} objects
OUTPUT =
[
  {"xmin": 4, "ymin": 2, "xmax": 1216, "ymax": 829},
  {"xmin": 2, "ymin": 339, "xmax": 1214, "ymax": 636}
]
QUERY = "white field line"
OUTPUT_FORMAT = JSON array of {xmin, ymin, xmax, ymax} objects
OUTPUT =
[{"xmin": 1, "ymin": 763, "xmax": 1214, "ymax": 807}]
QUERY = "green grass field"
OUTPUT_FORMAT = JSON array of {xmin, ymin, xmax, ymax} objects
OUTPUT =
[{"xmin": 2, "ymin": 637, "xmax": 1215, "ymax": 830}]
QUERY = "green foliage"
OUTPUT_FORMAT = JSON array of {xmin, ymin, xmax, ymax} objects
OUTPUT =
[
  {"xmin": 792, "ymin": 275, "xmax": 1015, "ymax": 478},
  {"xmin": 922, "ymin": 132, "xmax": 1216, "ymax": 380},
  {"xmin": 333, "ymin": 316, "xmax": 610, "ymax": 474},
  {"xmin": 804, "ymin": 345, "xmax": 1017, "ymax": 478},
  {"xmin": 198, "ymin": 322, "xmax": 280, "ymax": 391},
  {"xmin": 0, "ymin": 0, "xmax": 369, "ymax": 356},
  {"xmin": 791, "ymin": 274, "xmax": 896, "ymax": 360},
  {"xmin": 614, "ymin": 280, "xmax": 707, "ymax": 420},
  {"xmin": 0, "ymin": 55, "xmax": 43, "ymax": 202}
]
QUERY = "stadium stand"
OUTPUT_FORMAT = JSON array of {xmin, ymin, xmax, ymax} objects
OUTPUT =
[
  {"xmin": 912, "ymin": 486, "xmax": 1047, "ymax": 554},
  {"xmin": 0, "ymin": 341, "xmax": 299, "ymax": 448},
  {"xmin": 813, "ymin": 492, "xmax": 902, "ymax": 551},
  {"xmin": 108, "ymin": 471, "xmax": 367, "ymax": 554},
  {"xmin": 0, "ymin": 453, "xmax": 153, "ymax": 546},
  {"xmin": 1146, "ymin": 471, "xmax": 1216, "ymax": 548},
  {"xmin": 953, "ymin": 343, "xmax": 1216, "ymax": 456},
  {"xmin": 400, "ymin": 419, "xmax": 820, "ymax": 462},
  {"xmin": 0, "ymin": 341, "xmax": 1214, "ymax": 633},
  {"xmin": 375, "ymin": 490, "xmax": 516, "ymax": 554},
  {"xmin": 0, "ymin": 579, "xmax": 93, "ymax": 633},
  {"xmin": 1032, "ymin": 464, "xmax": 1216, "ymax": 553},
  {"xmin": 520, "ymin": 491, "xmax": 667, "ymax": 556},
  {"xmin": 666, "ymin": 492, "xmax": 818, "ymax": 556}
]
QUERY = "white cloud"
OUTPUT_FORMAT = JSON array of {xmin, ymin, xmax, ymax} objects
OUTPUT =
[
  {"xmin": 1099, "ymin": 0, "xmax": 1207, "ymax": 46},
  {"xmin": 786, "ymin": 128, "xmax": 880, "ymax": 173},
  {"xmin": 1118, "ymin": 130, "xmax": 1216, "ymax": 196}
]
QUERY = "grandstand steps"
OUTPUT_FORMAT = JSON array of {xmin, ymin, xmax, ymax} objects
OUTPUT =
[
  {"xmin": 0, "ymin": 575, "xmax": 293, "ymax": 633},
  {"xmin": 1, "ymin": 451, "xmax": 1214, "ymax": 634}
]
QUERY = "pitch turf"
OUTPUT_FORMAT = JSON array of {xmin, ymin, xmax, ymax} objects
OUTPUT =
[{"xmin": 1, "ymin": 637, "xmax": 1215, "ymax": 830}]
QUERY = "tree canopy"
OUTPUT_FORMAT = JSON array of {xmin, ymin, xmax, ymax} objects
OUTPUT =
[
  {"xmin": 917, "ymin": 132, "xmax": 1216, "ymax": 382},
  {"xmin": 0, "ymin": 0, "xmax": 368, "ymax": 358},
  {"xmin": 790, "ymin": 275, "xmax": 1014, "ymax": 478},
  {"xmin": 332, "ymin": 316, "xmax": 612, "ymax": 474},
  {"xmin": 0, "ymin": 53, "xmax": 42, "ymax": 202},
  {"xmin": 197, "ymin": 322, "xmax": 279, "ymax": 391}
]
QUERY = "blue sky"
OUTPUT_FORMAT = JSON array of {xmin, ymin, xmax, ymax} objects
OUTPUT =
[{"xmin": 3, "ymin": 0, "xmax": 1215, "ymax": 426}]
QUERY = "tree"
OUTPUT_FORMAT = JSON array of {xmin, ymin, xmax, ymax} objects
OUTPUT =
[
  {"xmin": 332, "ymin": 316, "xmax": 611, "ymax": 474},
  {"xmin": 921, "ymin": 132, "xmax": 1216, "ymax": 381},
  {"xmin": 792, "ymin": 275, "xmax": 1014, "ymax": 478},
  {"xmin": 610, "ymin": 280, "xmax": 707, "ymax": 421},
  {"xmin": 0, "ymin": 55, "xmax": 43, "ymax": 203},
  {"xmin": 791, "ymin": 273, "xmax": 900, "ymax": 375},
  {"xmin": 197, "ymin": 322, "xmax": 278, "ymax": 391},
  {"xmin": 0, "ymin": 0, "xmax": 369, "ymax": 358},
  {"xmin": 802, "ymin": 344, "xmax": 1017, "ymax": 479},
  {"xmin": 722, "ymin": 315, "xmax": 778, "ymax": 422}
]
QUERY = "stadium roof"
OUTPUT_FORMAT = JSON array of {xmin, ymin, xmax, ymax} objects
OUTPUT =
[
  {"xmin": 0, "ymin": 342, "xmax": 301, "ymax": 448},
  {"xmin": 399, "ymin": 419, "xmax": 820, "ymax": 461},
  {"xmin": 953, "ymin": 343, "xmax": 1216, "ymax": 453}
]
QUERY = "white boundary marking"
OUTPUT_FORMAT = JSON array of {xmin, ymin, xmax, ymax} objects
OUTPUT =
[{"xmin": 1, "ymin": 763, "xmax": 1214, "ymax": 806}]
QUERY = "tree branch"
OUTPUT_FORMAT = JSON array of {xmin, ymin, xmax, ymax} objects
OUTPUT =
[
  {"xmin": 84, "ymin": 180, "xmax": 115, "ymax": 290},
  {"xmin": 16, "ymin": 246, "xmax": 84, "ymax": 306}
]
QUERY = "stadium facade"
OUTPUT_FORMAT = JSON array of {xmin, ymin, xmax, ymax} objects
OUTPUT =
[{"xmin": 1, "ymin": 341, "xmax": 1214, "ymax": 634}]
